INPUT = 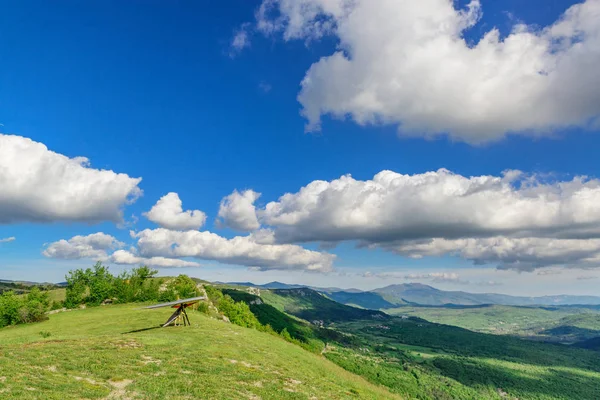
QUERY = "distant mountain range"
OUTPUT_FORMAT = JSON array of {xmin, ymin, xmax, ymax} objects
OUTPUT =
[
  {"xmin": 223, "ymin": 281, "xmax": 600, "ymax": 308},
  {"xmin": 221, "ymin": 281, "xmax": 363, "ymax": 293}
]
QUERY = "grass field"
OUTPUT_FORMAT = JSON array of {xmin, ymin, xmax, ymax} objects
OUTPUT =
[
  {"xmin": 0, "ymin": 304, "xmax": 399, "ymax": 399},
  {"xmin": 47, "ymin": 288, "xmax": 66, "ymax": 303}
]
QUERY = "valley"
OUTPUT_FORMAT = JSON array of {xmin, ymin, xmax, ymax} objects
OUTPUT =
[{"xmin": 2, "ymin": 275, "xmax": 600, "ymax": 399}]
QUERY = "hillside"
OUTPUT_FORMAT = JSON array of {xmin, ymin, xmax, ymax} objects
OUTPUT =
[
  {"xmin": 223, "ymin": 281, "xmax": 600, "ymax": 307},
  {"xmin": 260, "ymin": 288, "xmax": 388, "ymax": 323},
  {"xmin": 373, "ymin": 284, "xmax": 600, "ymax": 307},
  {"xmin": 0, "ymin": 304, "xmax": 399, "ymax": 399},
  {"xmin": 575, "ymin": 336, "xmax": 600, "ymax": 351},
  {"xmin": 238, "ymin": 287, "xmax": 600, "ymax": 400}
]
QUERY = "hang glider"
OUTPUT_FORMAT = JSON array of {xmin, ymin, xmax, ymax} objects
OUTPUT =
[{"xmin": 145, "ymin": 296, "xmax": 206, "ymax": 327}]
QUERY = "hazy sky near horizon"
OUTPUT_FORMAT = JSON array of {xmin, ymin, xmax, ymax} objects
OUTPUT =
[{"xmin": 2, "ymin": 0, "xmax": 600, "ymax": 296}]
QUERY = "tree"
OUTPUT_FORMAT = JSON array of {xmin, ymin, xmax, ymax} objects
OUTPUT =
[{"xmin": 168, "ymin": 275, "xmax": 198, "ymax": 299}]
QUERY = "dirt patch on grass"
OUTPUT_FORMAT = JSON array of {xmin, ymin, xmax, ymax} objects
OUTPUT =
[
  {"xmin": 112, "ymin": 340, "xmax": 143, "ymax": 350},
  {"xmin": 140, "ymin": 355, "xmax": 161, "ymax": 365},
  {"xmin": 106, "ymin": 379, "xmax": 134, "ymax": 400},
  {"xmin": 74, "ymin": 376, "xmax": 102, "ymax": 386},
  {"xmin": 23, "ymin": 339, "xmax": 67, "ymax": 348}
]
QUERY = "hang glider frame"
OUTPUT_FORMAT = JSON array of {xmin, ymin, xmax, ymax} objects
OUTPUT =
[{"xmin": 144, "ymin": 296, "xmax": 206, "ymax": 328}]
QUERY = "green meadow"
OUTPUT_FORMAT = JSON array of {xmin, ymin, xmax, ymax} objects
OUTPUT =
[{"xmin": 0, "ymin": 304, "xmax": 399, "ymax": 400}]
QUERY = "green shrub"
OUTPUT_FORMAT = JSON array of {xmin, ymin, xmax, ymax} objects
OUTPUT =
[
  {"xmin": 0, "ymin": 288, "xmax": 50, "ymax": 327},
  {"xmin": 197, "ymin": 302, "xmax": 210, "ymax": 314},
  {"xmin": 0, "ymin": 291, "xmax": 22, "ymax": 327},
  {"xmin": 168, "ymin": 275, "xmax": 198, "ymax": 299}
]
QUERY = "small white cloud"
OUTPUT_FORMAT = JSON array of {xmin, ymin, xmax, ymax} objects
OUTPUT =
[
  {"xmin": 217, "ymin": 189, "xmax": 261, "ymax": 232},
  {"xmin": 230, "ymin": 23, "xmax": 252, "ymax": 57},
  {"xmin": 43, "ymin": 233, "xmax": 123, "ymax": 260},
  {"xmin": 476, "ymin": 280, "xmax": 503, "ymax": 287},
  {"xmin": 0, "ymin": 237, "xmax": 15, "ymax": 243},
  {"xmin": 404, "ymin": 272, "xmax": 469, "ymax": 284},
  {"xmin": 144, "ymin": 193, "xmax": 206, "ymax": 231},
  {"xmin": 110, "ymin": 249, "xmax": 201, "ymax": 268},
  {"xmin": 258, "ymin": 81, "xmax": 272, "ymax": 93}
]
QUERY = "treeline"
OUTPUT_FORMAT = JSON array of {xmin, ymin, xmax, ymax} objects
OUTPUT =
[
  {"xmin": 0, "ymin": 262, "xmax": 202, "ymax": 329},
  {"xmin": 64, "ymin": 262, "xmax": 198, "ymax": 307},
  {"xmin": 0, "ymin": 288, "xmax": 50, "ymax": 328}
]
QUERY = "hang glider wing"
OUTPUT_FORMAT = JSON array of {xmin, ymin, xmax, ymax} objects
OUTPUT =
[{"xmin": 144, "ymin": 296, "xmax": 206, "ymax": 309}]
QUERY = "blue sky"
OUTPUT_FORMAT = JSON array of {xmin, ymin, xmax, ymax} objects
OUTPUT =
[{"xmin": 1, "ymin": 0, "xmax": 600, "ymax": 295}]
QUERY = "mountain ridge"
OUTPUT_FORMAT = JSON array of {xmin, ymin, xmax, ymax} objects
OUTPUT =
[{"xmin": 222, "ymin": 281, "xmax": 600, "ymax": 307}]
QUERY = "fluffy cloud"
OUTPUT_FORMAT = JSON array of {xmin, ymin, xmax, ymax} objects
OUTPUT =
[
  {"xmin": 262, "ymin": 169, "xmax": 600, "ymax": 244},
  {"xmin": 258, "ymin": 169, "xmax": 600, "ymax": 271},
  {"xmin": 144, "ymin": 193, "xmax": 207, "ymax": 231},
  {"xmin": 43, "ymin": 233, "xmax": 124, "ymax": 260},
  {"xmin": 0, "ymin": 237, "xmax": 15, "ymax": 243},
  {"xmin": 250, "ymin": 0, "xmax": 600, "ymax": 142},
  {"xmin": 0, "ymin": 134, "xmax": 142, "ymax": 224},
  {"xmin": 110, "ymin": 250, "xmax": 201, "ymax": 268},
  {"xmin": 217, "ymin": 190, "xmax": 261, "ymax": 232},
  {"xmin": 133, "ymin": 228, "xmax": 335, "ymax": 272},
  {"xmin": 387, "ymin": 237, "xmax": 600, "ymax": 271}
]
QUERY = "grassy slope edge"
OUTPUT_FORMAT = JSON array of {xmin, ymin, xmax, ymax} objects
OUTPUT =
[{"xmin": 0, "ymin": 304, "xmax": 400, "ymax": 400}]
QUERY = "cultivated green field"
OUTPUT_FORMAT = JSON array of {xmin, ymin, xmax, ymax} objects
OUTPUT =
[
  {"xmin": 0, "ymin": 304, "xmax": 399, "ymax": 400},
  {"xmin": 385, "ymin": 305, "xmax": 600, "ymax": 343}
]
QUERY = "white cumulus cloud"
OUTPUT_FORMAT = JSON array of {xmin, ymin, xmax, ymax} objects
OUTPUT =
[
  {"xmin": 110, "ymin": 250, "xmax": 201, "ymax": 268},
  {"xmin": 261, "ymin": 169, "xmax": 600, "ymax": 244},
  {"xmin": 250, "ymin": 0, "xmax": 600, "ymax": 142},
  {"xmin": 133, "ymin": 228, "xmax": 335, "ymax": 272},
  {"xmin": 258, "ymin": 168, "xmax": 600, "ymax": 271},
  {"xmin": 387, "ymin": 237, "xmax": 600, "ymax": 271},
  {"xmin": 0, "ymin": 237, "xmax": 15, "ymax": 243},
  {"xmin": 0, "ymin": 134, "xmax": 142, "ymax": 224},
  {"xmin": 43, "ymin": 233, "xmax": 124, "ymax": 260},
  {"xmin": 217, "ymin": 189, "xmax": 261, "ymax": 232},
  {"xmin": 144, "ymin": 193, "xmax": 207, "ymax": 231}
]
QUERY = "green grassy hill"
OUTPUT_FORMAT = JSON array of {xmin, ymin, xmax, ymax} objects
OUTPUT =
[
  {"xmin": 260, "ymin": 288, "xmax": 388, "ymax": 323},
  {"xmin": 0, "ymin": 304, "xmax": 399, "ymax": 399},
  {"xmin": 241, "ymin": 288, "xmax": 600, "ymax": 400}
]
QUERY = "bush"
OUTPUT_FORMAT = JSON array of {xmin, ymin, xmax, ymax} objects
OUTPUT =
[
  {"xmin": 0, "ymin": 291, "xmax": 22, "ymax": 327},
  {"xmin": 0, "ymin": 288, "xmax": 50, "ymax": 328},
  {"xmin": 168, "ymin": 275, "xmax": 198, "ymax": 299},
  {"xmin": 197, "ymin": 302, "xmax": 210, "ymax": 314}
]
